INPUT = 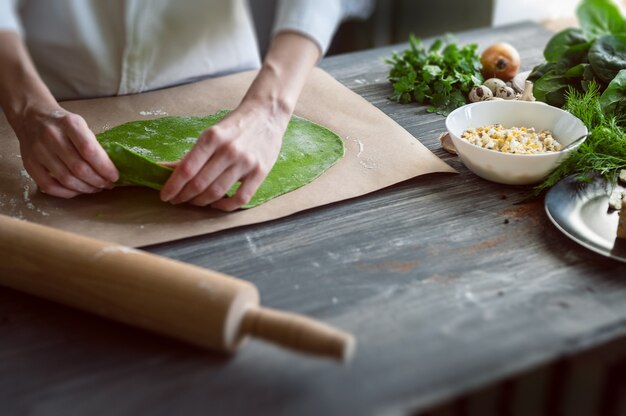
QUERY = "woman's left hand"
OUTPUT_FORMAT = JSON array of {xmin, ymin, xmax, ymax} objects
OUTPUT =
[
  {"xmin": 160, "ymin": 101, "xmax": 289, "ymax": 211},
  {"xmin": 160, "ymin": 31, "xmax": 320, "ymax": 212}
]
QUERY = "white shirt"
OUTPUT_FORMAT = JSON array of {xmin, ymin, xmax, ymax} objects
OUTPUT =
[{"xmin": 0, "ymin": 0, "xmax": 373, "ymax": 100}]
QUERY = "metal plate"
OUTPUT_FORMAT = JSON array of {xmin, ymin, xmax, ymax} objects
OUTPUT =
[{"xmin": 545, "ymin": 175, "xmax": 626, "ymax": 262}]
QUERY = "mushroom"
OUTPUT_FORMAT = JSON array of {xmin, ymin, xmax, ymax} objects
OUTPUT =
[{"xmin": 520, "ymin": 80, "xmax": 536, "ymax": 102}]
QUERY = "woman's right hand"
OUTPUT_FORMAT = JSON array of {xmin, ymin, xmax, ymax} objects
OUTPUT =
[
  {"xmin": 0, "ymin": 31, "xmax": 118, "ymax": 198},
  {"xmin": 11, "ymin": 105, "xmax": 119, "ymax": 198}
]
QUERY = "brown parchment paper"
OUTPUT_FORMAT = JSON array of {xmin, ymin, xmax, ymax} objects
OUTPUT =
[{"xmin": 0, "ymin": 68, "xmax": 454, "ymax": 247}]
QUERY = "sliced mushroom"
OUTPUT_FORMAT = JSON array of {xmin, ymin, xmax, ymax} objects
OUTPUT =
[
  {"xmin": 511, "ymin": 70, "xmax": 530, "ymax": 93},
  {"xmin": 520, "ymin": 80, "xmax": 536, "ymax": 102}
]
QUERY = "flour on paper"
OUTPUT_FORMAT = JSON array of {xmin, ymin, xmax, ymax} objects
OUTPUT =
[
  {"xmin": 139, "ymin": 109, "xmax": 169, "ymax": 116},
  {"xmin": 348, "ymin": 136, "xmax": 377, "ymax": 170}
]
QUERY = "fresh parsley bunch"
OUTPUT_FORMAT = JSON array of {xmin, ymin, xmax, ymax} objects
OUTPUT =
[{"xmin": 386, "ymin": 35, "xmax": 483, "ymax": 115}]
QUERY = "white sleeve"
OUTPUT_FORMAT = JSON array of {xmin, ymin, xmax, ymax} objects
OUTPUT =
[
  {"xmin": 272, "ymin": 0, "xmax": 375, "ymax": 56},
  {"xmin": 0, "ymin": 0, "xmax": 22, "ymax": 33}
]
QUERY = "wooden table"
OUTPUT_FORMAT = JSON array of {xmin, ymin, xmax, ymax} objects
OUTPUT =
[{"xmin": 2, "ymin": 22, "xmax": 626, "ymax": 415}]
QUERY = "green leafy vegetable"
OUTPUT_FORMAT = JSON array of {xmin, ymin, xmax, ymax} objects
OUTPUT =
[
  {"xmin": 529, "ymin": 0, "xmax": 626, "ymax": 110},
  {"xmin": 533, "ymin": 70, "xmax": 569, "ymax": 106},
  {"xmin": 588, "ymin": 34, "xmax": 626, "ymax": 82},
  {"xmin": 577, "ymin": 0, "xmax": 626, "ymax": 38},
  {"xmin": 543, "ymin": 28, "xmax": 589, "ymax": 62},
  {"xmin": 563, "ymin": 63, "xmax": 588, "ymax": 77},
  {"xmin": 386, "ymin": 35, "xmax": 482, "ymax": 115},
  {"xmin": 528, "ymin": 62, "xmax": 556, "ymax": 81},
  {"xmin": 600, "ymin": 69, "xmax": 626, "ymax": 115},
  {"xmin": 534, "ymin": 82, "xmax": 626, "ymax": 194}
]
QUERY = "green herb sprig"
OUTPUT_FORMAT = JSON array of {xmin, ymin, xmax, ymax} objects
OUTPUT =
[
  {"xmin": 534, "ymin": 82, "xmax": 626, "ymax": 193},
  {"xmin": 386, "ymin": 35, "xmax": 483, "ymax": 115}
]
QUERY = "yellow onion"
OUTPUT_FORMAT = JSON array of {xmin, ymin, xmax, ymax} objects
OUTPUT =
[{"xmin": 480, "ymin": 43, "xmax": 520, "ymax": 82}]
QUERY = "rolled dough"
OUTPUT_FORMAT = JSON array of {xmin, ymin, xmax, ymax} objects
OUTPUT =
[{"xmin": 96, "ymin": 110, "xmax": 345, "ymax": 208}]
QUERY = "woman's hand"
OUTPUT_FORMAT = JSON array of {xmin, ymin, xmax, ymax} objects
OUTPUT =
[
  {"xmin": 161, "ymin": 31, "xmax": 321, "ymax": 211},
  {"xmin": 160, "ymin": 101, "xmax": 288, "ymax": 211},
  {"xmin": 0, "ymin": 31, "xmax": 118, "ymax": 198},
  {"xmin": 12, "ymin": 105, "xmax": 118, "ymax": 198}
]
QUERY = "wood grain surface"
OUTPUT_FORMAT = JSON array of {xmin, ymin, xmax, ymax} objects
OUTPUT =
[{"xmin": 2, "ymin": 22, "xmax": 626, "ymax": 416}]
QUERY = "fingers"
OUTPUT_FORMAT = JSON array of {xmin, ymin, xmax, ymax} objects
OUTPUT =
[
  {"xmin": 55, "ymin": 136, "xmax": 111, "ymax": 189},
  {"xmin": 63, "ymin": 114, "xmax": 119, "ymax": 183},
  {"xmin": 161, "ymin": 108, "xmax": 285, "ymax": 211},
  {"xmin": 24, "ymin": 160, "xmax": 84, "ymax": 199},
  {"xmin": 184, "ymin": 165, "xmax": 240, "ymax": 207},
  {"xmin": 31, "ymin": 141, "xmax": 100, "ymax": 194},
  {"xmin": 169, "ymin": 149, "xmax": 235, "ymax": 205},
  {"xmin": 17, "ymin": 109, "xmax": 117, "ymax": 198},
  {"xmin": 210, "ymin": 169, "xmax": 265, "ymax": 212},
  {"xmin": 166, "ymin": 146, "xmax": 262, "ymax": 209},
  {"xmin": 160, "ymin": 127, "xmax": 222, "ymax": 202}
]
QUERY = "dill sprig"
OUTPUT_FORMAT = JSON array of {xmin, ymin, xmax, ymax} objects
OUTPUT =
[{"xmin": 534, "ymin": 83, "xmax": 626, "ymax": 194}]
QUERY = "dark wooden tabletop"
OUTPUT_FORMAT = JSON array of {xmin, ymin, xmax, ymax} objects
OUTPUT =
[{"xmin": 3, "ymin": 22, "xmax": 626, "ymax": 416}]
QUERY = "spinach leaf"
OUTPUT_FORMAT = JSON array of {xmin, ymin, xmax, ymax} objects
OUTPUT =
[
  {"xmin": 528, "ymin": 62, "xmax": 556, "ymax": 82},
  {"xmin": 582, "ymin": 62, "xmax": 603, "ymax": 91},
  {"xmin": 588, "ymin": 34, "xmax": 626, "ymax": 83},
  {"xmin": 533, "ymin": 69, "xmax": 573, "ymax": 107},
  {"xmin": 544, "ymin": 28, "xmax": 589, "ymax": 62},
  {"xmin": 577, "ymin": 0, "xmax": 626, "ymax": 38},
  {"xmin": 554, "ymin": 41, "xmax": 593, "ymax": 73},
  {"xmin": 564, "ymin": 63, "xmax": 589, "ymax": 78},
  {"xmin": 600, "ymin": 69, "xmax": 626, "ymax": 115},
  {"xmin": 529, "ymin": 0, "xmax": 626, "ymax": 108}
]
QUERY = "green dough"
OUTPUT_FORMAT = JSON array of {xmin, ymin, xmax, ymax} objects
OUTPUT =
[{"xmin": 96, "ymin": 110, "xmax": 345, "ymax": 208}]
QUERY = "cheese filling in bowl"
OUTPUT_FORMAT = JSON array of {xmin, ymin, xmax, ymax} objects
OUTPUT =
[
  {"xmin": 445, "ymin": 101, "xmax": 588, "ymax": 185},
  {"xmin": 461, "ymin": 124, "xmax": 562, "ymax": 154}
]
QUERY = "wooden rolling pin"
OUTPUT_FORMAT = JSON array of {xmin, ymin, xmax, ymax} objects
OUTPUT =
[{"xmin": 0, "ymin": 214, "xmax": 355, "ymax": 362}]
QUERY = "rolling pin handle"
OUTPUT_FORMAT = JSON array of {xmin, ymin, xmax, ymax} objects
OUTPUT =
[{"xmin": 241, "ymin": 307, "xmax": 355, "ymax": 363}]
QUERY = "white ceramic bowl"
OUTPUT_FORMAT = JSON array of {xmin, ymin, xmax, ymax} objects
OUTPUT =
[{"xmin": 445, "ymin": 100, "xmax": 588, "ymax": 185}]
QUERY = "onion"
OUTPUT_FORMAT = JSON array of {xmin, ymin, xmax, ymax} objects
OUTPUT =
[{"xmin": 480, "ymin": 43, "xmax": 521, "ymax": 82}]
